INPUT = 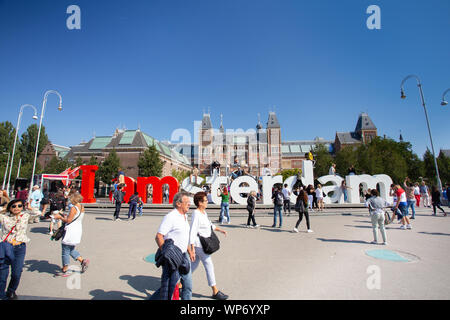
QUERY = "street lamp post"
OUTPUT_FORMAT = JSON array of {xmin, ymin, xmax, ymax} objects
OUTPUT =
[
  {"xmin": 7, "ymin": 105, "xmax": 38, "ymax": 196},
  {"xmin": 400, "ymin": 75, "xmax": 443, "ymax": 193},
  {"xmin": 2, "ymin": 152, "xmax": 10, "ymax": 190},
  {"xmin": 29, "ymin": 90, "xmax": 62, "ymax": 200},
  {"xmin": 441, "ymin": 88, "xmax": 449, "ymax": 106}
]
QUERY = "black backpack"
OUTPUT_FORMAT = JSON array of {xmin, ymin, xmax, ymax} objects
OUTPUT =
[{"xmin": 275, "ymin": 192, "xmax": 284, "ymax": 206}]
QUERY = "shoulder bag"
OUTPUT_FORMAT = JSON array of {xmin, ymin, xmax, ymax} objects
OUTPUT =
[
  {"xmin": 198, "ymin": 226, "xmax": 220, "ymax": 255},
  {"xmin": 51, "ymin": 208, "xmax": 82, "ymax": 241}
]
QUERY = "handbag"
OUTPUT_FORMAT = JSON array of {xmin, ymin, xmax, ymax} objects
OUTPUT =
[
  {"xmin": 51, "ymin": 209, "xmax": 81, "ymax": 241},
  {"xmin": 198, "ymin": 226, "xmax": 220, "ymax": 255}
]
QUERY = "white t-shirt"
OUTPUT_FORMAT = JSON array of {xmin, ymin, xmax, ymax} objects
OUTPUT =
[
  {"xmin": 189, "ymin": 209, "xmax": 217, "ymax": 249},
  {"xmin": 315, "ymin": 188, "xmax": 323, "ymax": 199},
  {"xmin": 281, "ymin": 188, "xmax": 290, "ymax": 200},
  {"xmin": 157, "ymin": 209, "xmax": 190, "ymax": 253},
  {"xmin": 328, "ymin": 166, "xmax": 336, "ymax": 175},
  {"xmin": 414, "ymin": 186, "xmax": 420, "ymax": 195}
]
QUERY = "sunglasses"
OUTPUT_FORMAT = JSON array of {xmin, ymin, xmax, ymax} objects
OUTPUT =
[{"xmin": 11, "ymin": 204, "xmax": 23, "ymax": 209}]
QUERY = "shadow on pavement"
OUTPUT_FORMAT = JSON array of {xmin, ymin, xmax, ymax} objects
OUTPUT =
[
  {"xmin": 316, "ymin": 238, "xmax": 369, "ymax": 244},
  {"xmin": 344, "ymin": 225, "xmax": 372, "ymax": 229},
  {"xmin": 95, "ymin": 217, "xmax": 113, "ymax": 221},
  {"xmin": 29, "ymin": 227, "xmax": 50, "ymax": 234},
  {"xmin": 119, "ymin": 274, "xmax": 160, "ymax": 299},
  {"xmin": 89, "ymin": 289, "xmax": 146, "ymax": 300},
  {"xmin": 24, "ymin": 259, "xmax": 60, "ymax": 275},
  {"xmin": 418, "ymin": 231, "xmax": 450, "ymax": 237}
]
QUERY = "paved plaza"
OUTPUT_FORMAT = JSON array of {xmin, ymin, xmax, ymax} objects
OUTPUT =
[{"xmin": 16, "ymin": 206, "xmax": 450, "ymax": 300}]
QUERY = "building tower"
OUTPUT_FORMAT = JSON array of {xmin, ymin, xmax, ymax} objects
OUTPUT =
[
  {"xmin": 266, "ymin": 112, "xmax": 281, "ymax": 174},
  {"xmin": 199, "ymin": 111, "xmax": 213, "ymax": 174},
  {"xmin": 355, "ymin": 112, "xmax": 377, "ymax": 144}
]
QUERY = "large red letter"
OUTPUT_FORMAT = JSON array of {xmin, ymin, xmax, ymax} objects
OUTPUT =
[
  {"xmin": 79, "ymin": 165, "xmax": 98, "ymax": 203},
  {"xmin": 137, "ymin": 176, "xmax": 179, "ymax": 204}
]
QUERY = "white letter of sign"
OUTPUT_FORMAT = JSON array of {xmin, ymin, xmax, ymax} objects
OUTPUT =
[
  {"xmin": 66, "ymin": 5, "xmax": 81, "ymax": 30},
  {"xmin": 366, "ymin": 5, "xmax": 381, "ymax": 30}
]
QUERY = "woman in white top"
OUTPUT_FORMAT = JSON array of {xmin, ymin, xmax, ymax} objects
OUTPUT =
[
  {"xmin": 53, "ymin": 192, "xmax": 89, "ymax": 277},
  {"xmin": 315, "ymin": 184, "xmax": 324, "ymax": 212},
  {"xmin": 189, "ymin": 192, "xmax": 228, "ymax": 300}
]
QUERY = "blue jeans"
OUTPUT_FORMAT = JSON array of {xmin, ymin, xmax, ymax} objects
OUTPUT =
[
  {"xmin": 138, "ymin": 206, "xmax": 143, "ymax": 216},
  {"xmin": 273, "ymin": 205, "xmax": 283, "ymax": 227},
  {"xmin": 128, "ymin": 203, "xmax": 137, "ymax": 219},
  {"xmin": 220, "ymin": 202, "xmax": 230, "ymax": 222},
  {"xmin": 150, "ymin": 253, "xmax": 192, "ymax": 300},
  {"xmin": 406, "ymin": 200, "xmax": 416, "ymax": 218},
  {"xmin": 62, "ymin": 244, "xmax": 81, "ymax": 267},
  {"xmin": 0, "ymin": 243, "xmax": 26, "ymax": 299}
]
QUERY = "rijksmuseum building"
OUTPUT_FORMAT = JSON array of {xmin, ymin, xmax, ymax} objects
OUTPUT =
[{"xmin": 38, "ymin": 111, "xmax": 377, "ymax": 179}]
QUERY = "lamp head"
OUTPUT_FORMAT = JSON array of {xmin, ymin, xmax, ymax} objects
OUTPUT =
[
  {"xmin": 401, "ymin": 89, "xmax": 406, "ymax": 99},
  {"xmin": 442, "ymin": 100, "xmax": 448, "ymax": 106},
  {"xmin": 58, "ymin": 103, "xmax": 62, "ymax": 111},
  {"xmin": 32, "ymin": 115, "xmax": 38, "ymax": 120}
]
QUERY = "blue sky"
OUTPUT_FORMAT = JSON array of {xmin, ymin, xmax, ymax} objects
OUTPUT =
[{"xmin": 0, "ymin": 0, "xmax": 449, "ymax": 158}]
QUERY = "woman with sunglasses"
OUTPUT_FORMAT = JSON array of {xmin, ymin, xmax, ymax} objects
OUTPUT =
[
  {"xmin": 0, "ymin": 199, "xmax": 30, "ymax": 300},
  {"xmin": 189, "ymin": 192, "xmax": 229, "ymax": 300}
]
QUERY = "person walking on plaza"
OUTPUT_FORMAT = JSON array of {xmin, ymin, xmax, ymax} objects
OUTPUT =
[
  {"xmin": 28, "ymin": 185, "xmax": 43, "ymax": 224},
  {"xmin": 246, "ymin": 190, "xmax": 259, "ymax": 228},
  {"xmin": 271, "ymin": 187, "xmax": 284, "ymax": 228},
  {"xmin": 282, "ymin": 184, "xmax": 291, "ymax": 216},
  {"xmin": 366, "ymin": 189, "xmax": 389, "ymax": 245},
  {"xmin": 293, "ymin": 189, "xmax": 313, "ymax": 233},
  {"xmin": 189, "ymin": 192, "xmax": 228, "ymax": 300},
  {"xmin": 315, "ymin": 184, "xmax": 324, "ymax": 212},
  {"xmin": 152, "ymin": 192, "xmax": 193, "ymax": 300},
  {"xmin": 447, "ymin": 183, "xmax": 450, "ymax": 209},
  {"xmin": 414, "ymin": 182, "xmax": 421, "ymax": 207},
  {"xmin": 420, "ymin": 181, "xmax": 431, "ymax": 208},
  {"xmin": 53, "ymin": 192, "xmax": 89, "ymax": 277},
  {"xmin": 391, "ymin": 185, "xmax": 412, "ymax": 230},
  {"xmin": 113, "ymin": 184, "xmax": 125, "ymax": 221},
  {"xmin": 127, "ymin": 192, "xmax": 139, "ymax": 220},
  {"xmin": 217, "ymin": 186, "xmax": 230, "ymax": 224},
  {"xmin": 403, "ymin": 178, "xmax": 416, "ymax": 219},
  {"xmin": 0, "ymin": 199, "xmax": 29, "ymax": 300},
  {"xmin": 431, "ymin": 186, "xmax": 447, "ymax": 217}
]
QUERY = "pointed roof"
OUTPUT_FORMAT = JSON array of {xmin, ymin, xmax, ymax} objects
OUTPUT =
[
  {"xmin": 355, "ymin": 113, "xmax": 376, "ymax": 133},
  {"xmin": 201, "ymin": 113, "xmax": 212, "ymax": 130},
  {"xmin": 267, "ymin": 112, "xmax": 280, "ymax": 129}
]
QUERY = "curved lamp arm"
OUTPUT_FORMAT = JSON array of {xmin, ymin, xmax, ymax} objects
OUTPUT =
[
  {"xmin": 7, "ymin": 104, "xmax": 38, "ymax": 195},
  {"xmin": 441, "ymin": 88, "xmax": 450, "ymax": 106}
]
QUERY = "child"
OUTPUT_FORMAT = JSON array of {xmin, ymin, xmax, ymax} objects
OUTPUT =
[{"xmin": 137, "ymin": 196, "xmax": 144, "ymax": 216}]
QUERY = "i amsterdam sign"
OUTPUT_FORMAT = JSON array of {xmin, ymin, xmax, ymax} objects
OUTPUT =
[{"xmin": 78, "ymin": 161, "xmax": 394, "ymax": 205}]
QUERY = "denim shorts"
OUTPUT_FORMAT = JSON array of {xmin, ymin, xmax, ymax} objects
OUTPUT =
[{"xmin": 398, "ymin": 205, "xmax": 408, "ymax": 217}]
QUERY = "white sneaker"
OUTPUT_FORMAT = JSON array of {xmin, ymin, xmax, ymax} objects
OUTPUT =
[
  {"xmin": 307, "ymin": 229, "xmax": 314, "ymax": 233},
  {"xmin": 407, "ymin": 224, "xmax": 412, "ymax": 230},
  {"xmin": 255, "ymin": 225, "xmax": 260, "ymax": 228},
  {"xmin": 293, "ymin": 228, "xmax": 299, "ymax": 233},
  {"xmin": 116, "ymin": 218, "xmax": 121, "ymax": 221},
  {"xmin": 400, "ymin": 225, "xmax": 406, "ymax": 230},
  {"xmin": 382, "ymin": 242, "xmax": 388, "ymax": 245}
]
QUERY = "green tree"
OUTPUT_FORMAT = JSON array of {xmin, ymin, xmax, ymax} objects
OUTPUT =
[
  {"xmin": 281, "ymin": 169, "xmax": 301, "ymax": 181},
  {"xmin": 18, "ymin": 124, "xmax": 49, "ymax": 165},
  {"xmin": 138, "ymin": 145, "xmax": 163, "ymax": 177},
  {"xmin": 437, "ymin": 151, "xmax": 450, "ymax": 185},
  {"xmin": 43, "ymin": 156, "xmax": 71, "ymax": 174},
  {"xmin": 0, "ymin": 121, "xmax": 16, "ymax": 185},
  {"xmin": 171, "ymin": 169, "xmax": 191, "ymax": 183},
  {"xmin": 312, "ymin": 144, "xmax": 333, "ymax": 178},
  {"xmin": 98, "ymin": 149, "xmax": 121, "ymax": 184}
]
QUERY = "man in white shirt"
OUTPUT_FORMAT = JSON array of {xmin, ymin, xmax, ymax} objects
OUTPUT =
[
  {"xmin": 262, "ymin": 164, "xmax": 271, "ymax": 176},
  {"xmin": 152, "ymin": 192, "xmax": 194, "ymax": 300},
  {"xmin": 282, "ymin": 184, "xmax": 291, "ymax": 216}
]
